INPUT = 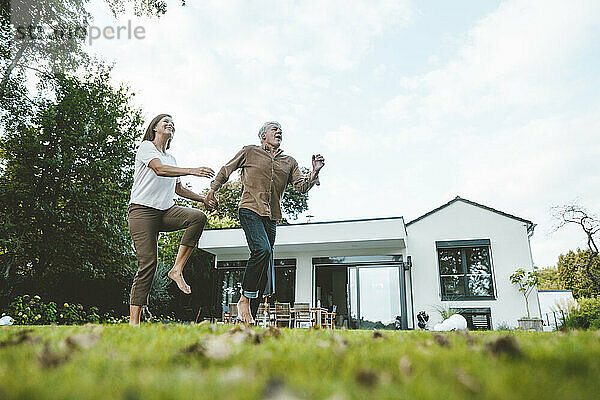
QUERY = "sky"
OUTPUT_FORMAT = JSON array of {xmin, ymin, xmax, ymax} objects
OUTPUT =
[{"xmin": 83, "ymin": 0, "xmax": 600, "ymax": 269}]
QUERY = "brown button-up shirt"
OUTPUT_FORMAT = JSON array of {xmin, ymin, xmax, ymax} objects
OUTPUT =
[{"xmin": 210, "ymin": 144, "xmax": 320, "ymax": 221}]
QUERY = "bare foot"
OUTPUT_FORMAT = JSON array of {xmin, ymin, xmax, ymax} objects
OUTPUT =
[
  {"xmin": 168, "ymin": 268, "xmax": 191, "ymax": 294},
  {"xmin": 237, "ymin": 296, "xmax": 254, "ymax": 325}
]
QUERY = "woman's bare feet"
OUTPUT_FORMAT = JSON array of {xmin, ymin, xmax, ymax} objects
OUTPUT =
[
  {"xmin": 237, "ymin": 295, "xmax": 254, "ymax": 324},
  {"xmin": 168, "ymin": 268, "xmax": 191, "ymax": 294}
]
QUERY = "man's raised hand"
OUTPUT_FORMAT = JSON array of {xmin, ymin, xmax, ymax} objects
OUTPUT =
[{"xmin": 312, "ymin": 154, "xmax": 325, "ymax": 172}]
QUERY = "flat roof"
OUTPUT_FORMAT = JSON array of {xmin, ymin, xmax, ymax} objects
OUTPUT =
[
  {"xmin": 204, "ymin": 215, "xmax": 406, "ymax": 230},
  {"xmin": 200, "ymin": 216, "xmax": 407, "ymax": 258}
]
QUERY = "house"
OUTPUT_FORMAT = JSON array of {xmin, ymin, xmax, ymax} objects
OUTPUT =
[{"xmin": 199, "ymin": 196, "xmax": 541, "ymax": 330}]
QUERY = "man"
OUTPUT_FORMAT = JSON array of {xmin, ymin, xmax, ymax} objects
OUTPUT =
[{"xmin": 206, "ymin": 121, "xmax": 325, "ymax": 323}]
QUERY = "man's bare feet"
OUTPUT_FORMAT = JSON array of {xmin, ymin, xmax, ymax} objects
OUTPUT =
[
  {"xmin": 168, "ymin": 268, "xmax": 191, "ymax": 294},
  {"xmin": 237, "ymin": 295, "xmax": 254, "ymax": 324}
]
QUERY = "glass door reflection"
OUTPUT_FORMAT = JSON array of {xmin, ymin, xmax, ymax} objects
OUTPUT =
[{"xmin": 358, "ymin": 266, "xmax": 401, "ymax": 329}]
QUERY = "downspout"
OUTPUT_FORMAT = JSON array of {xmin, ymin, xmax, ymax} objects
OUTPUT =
[
  {"xmin": 398, "ymin": 254, "xmax": 409, "ymax": 330},
  {"xmin": 407, "ymin": 255, "xmax": 415, "ymax": 330},
  {"xmin": 527, "ymin": 223, "xmax": 543, "ymax": 319}
]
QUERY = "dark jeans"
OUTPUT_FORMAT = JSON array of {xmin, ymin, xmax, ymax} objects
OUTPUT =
[{"xmin": 238, "ymin": 208, "xmax": 276, "ymax": 307}]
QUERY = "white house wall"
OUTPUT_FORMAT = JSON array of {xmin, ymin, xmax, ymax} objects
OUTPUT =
[
  {"xmin": 199, "ymin": 218, "xmax": 408, "ymax": 308},
  {"xmin": 406, "ymin": 200, "xmax": 539, "ymax": 329}
]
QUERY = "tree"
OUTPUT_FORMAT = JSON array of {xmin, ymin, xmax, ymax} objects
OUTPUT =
[
  {"xmin": 510, "ymin": 267, "xmax": 540, "ymax": 318},
  {"xmin": 538, "ymin": 267, "xmax": 562, "ymax": 291},
  {"xmin": 0, "ymin": 71, "xmax": 143, "ymax": 311},
  {"xmin": 551, "ymin": 203, "xmax": 600, "ymax": 290},
  {"xmin": 556, "ymin": 249, "xmax": 600, "ymax": 299},
  {"xmin": 1, "ymin": 1, "xmax": 186, "ymax": 121}
]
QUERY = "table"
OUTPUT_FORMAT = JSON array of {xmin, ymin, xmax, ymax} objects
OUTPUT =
[{"xmin": 310, "ymin": 307, "xmax": 328, "ymax": 327}]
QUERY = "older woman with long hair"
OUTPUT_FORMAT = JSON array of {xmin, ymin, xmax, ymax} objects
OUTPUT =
[{"xmin": 127, "ymin": 114, "xmax": 215, "ymax": 326}]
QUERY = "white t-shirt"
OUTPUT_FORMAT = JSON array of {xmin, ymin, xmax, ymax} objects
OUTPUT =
[{"xmin": 129, "ymin": 141, "xmax": 181, "ymax": 210}]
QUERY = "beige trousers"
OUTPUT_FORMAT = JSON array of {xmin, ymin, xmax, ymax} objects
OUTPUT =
[{"xmin": 128, "ymin": 203, "xmax": 207, "ymax": 306}]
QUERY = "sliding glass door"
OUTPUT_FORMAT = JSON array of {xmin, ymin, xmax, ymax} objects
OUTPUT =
[{"xmin": 348, "ymin": 265, "xmax": 402, "ymax": 330}]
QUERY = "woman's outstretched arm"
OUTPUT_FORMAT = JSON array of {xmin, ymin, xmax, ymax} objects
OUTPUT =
[
  {"xmin": 148, "ymin": 158, "xmax": 215, "ymax": 179},
  {"xmin": 175, "ymin": 182, "xmax": 206, "ymax": 203}
]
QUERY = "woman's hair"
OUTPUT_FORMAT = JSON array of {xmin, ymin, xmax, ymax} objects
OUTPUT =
[{"xmin": 142, "ymin": 113, "xmax": 173, "ymax": 149}]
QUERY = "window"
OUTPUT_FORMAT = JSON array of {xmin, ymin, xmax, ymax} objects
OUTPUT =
[{"xmin": 436, "ymin": 240, "xmax": 495, "ymax": 300}]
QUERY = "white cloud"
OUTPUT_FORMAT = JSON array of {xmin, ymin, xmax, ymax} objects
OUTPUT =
[
  {"xmin": 383, "ymin": 0, "xmax": 600, "ymax": 123},
  {"xmin": 377, "ymin": 0, "xmax": 600, "ymax": 267},
  {"xmin": 82, "ymin": 0, "xmax": 600, "ymax": 270},
  {"xmin": 322, "ymin": 125, "xmax": 373, "ymax": 152}
]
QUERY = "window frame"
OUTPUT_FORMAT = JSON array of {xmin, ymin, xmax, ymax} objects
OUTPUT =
[{"xmin": 436, "ymin": 239, "xmax": 496, "ymax": 301}]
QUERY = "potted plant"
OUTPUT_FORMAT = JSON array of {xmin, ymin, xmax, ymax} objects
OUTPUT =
[{"xmin": 510, "ymin": 267, "xmax": 543, "ymax": 331}]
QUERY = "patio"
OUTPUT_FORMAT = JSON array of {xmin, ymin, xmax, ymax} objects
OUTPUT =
[{"xmin": 222, "ymin": 302, "xmax": 336, "ymax": 328}]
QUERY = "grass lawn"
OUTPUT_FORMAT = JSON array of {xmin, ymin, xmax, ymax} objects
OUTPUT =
[{"xmin": 0, "ymin": 324, "xmax": 598, "ymax": 400}]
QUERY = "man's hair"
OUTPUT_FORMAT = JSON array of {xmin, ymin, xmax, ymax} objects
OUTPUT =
[{"xmin": 258, "ymin": 121, "xmax": 281, "ymax": 141}]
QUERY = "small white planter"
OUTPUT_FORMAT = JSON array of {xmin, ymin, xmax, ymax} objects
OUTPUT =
[{"xmin": 518, "ymin": 318, "xmax": 543, "ymax": 332}]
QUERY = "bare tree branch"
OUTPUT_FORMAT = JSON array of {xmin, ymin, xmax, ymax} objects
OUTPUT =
[{"xmin": 552, "ymin": 203, "xmax": 600, "ymax": 287}]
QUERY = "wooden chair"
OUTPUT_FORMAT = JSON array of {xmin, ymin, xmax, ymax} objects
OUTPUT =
[
  {"xmin": 294, "ymin": 302, "xmax": 313, "ymax": 328},
  {"xmin": 227, "ymin": 303, "xmax": 238, "ymax": 324},
  {"xmin": 323, "ymin": 305, "xmax": 337, "ymax": 329},
  {"xmin": 257, "ymin": 303, "xmax": 271, "ymax": 327},
  {"xmin": 274, "ymin": 303, "xmax": 292, "ymax": 328}
]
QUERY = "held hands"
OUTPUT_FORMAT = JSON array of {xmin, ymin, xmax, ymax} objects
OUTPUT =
[
  {"xmin": 204, "ymin": 189, "xmax": 218, "ymax": 210},
  {"xmin": 190, "ymin": 167, "xmax": 215, "ymax": 179},
  {"xmin": 312, "ymin": 154, "xmax": 325, "ymax": 172}
]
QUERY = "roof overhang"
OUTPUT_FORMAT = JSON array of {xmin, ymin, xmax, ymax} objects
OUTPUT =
[{"xmin": 199, "ymin": 217, "xmax": 406, "ymax": 259}]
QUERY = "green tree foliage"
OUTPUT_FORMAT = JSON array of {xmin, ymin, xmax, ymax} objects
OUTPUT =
[
  {"xmin": 538, "ymin": 267, "xmax": 562, "ymax": 291},
  {"xmin": 0, "ymin": 71, "xmax": 143, "ymax": 311},
  {"xmin": 1, "ymin": 1, "xmax": 186, "ymax": 119},
  {"xmin": 563, "ymin": 296, "xmax": 600, "ymax": 330},
  {"xmin": 281, "ymin": 167, "xmax": 311, "ymax": 221},
  {"xmin": 556, "ymin": 249, "xmax": 600, "ymax": 299}
]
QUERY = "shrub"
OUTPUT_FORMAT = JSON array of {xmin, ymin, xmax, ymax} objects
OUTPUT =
[
  {"xmin": 564, "ymin": 296, "xmax": 600, "ymax": 330},
  {"xmin": 147, "ymin": 262, "xmax": 174, "ymax": 317},
  {"xmin": 495, "ymin": 321, "xmax": 514, "ymax": 331},
  {"xmin": 1, "ymin": 294, "xmax": 125, "ymax": 325}
]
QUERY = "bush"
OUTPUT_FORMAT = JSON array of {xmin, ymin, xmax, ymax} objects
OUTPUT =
[
  {"xmin": 1, "ymin": 294, "xmax": 126, "ymax": 325},
  {"xmin": 564, "ymin": 296, "xmax": 600, "ymax": 330},
  {"xmin": 147, "ymin": 262, "xmax": 174, "ymax": 317}
]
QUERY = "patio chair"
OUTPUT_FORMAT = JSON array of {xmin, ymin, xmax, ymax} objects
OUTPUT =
[
  {"xmin": 323, "ymin": 305, "xmax": 337, "ymax": 329},
  {"xmin": 293, "ymin": 302, "xmax": 313, "ymax": 328},
  {"xmin": 274, "ymin": 303, "xmax": 292, "ymax": 328},
  {"xmin": 257, "ymin": 303, "xmax": 272, "ymax": 327},
  {"xmin": 228, "ymin": 303, "xmax": 238, "ymax": 324}
]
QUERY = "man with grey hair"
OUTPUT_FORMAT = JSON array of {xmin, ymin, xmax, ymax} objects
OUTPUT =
[{"xmin": 206, "ymin": 122, "xmax": 325, "ymax": 323}]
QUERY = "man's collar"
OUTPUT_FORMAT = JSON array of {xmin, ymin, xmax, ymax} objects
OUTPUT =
[{"xmin": 261, "ymin": 143, "xmax": 283, "ymax": 156}]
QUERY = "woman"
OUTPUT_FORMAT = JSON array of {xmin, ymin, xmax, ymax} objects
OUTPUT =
[{"xmin": 128, "ymin": 113, "xmax": 215, "ymax": 326}]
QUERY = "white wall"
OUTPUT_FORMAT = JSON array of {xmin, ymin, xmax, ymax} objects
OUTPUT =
[{"xmin": 406, "ymin": 200, "xmax": 539, "ymax": 329}]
